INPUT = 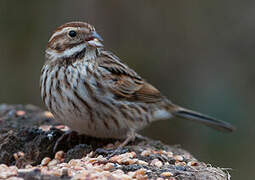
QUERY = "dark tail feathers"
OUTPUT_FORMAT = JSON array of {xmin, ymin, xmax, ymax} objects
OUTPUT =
[{"xmin": 173, "ymin": 108, "xmax": 235, "ymax": 132}]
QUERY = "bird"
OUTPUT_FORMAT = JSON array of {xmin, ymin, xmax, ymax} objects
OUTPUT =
[{"xmin": 40, "ymin": 21, "xmax": 235, "ymax": 146}]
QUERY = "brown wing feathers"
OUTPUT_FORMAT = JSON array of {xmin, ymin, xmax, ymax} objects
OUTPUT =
[
  {"xmin": 98, "ymin": 51, "xmax": 163, "ymax": 103},
  {"xmin": 98, "ymin": 50, "xmax": 235, "ymax": 132}
]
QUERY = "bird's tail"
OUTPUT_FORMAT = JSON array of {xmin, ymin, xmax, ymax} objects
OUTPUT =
[{"xmin": 169, "ymin": 105, "xmax": 235, "ymax": 132}]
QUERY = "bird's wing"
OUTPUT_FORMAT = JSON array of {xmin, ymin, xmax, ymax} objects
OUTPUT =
[{"xmin": 97, "ymin": 51, "xmax": 163, "ymax": 103}]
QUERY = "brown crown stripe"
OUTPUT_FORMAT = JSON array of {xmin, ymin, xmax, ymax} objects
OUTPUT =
[{"xmin": 55, "ymin": 22, "xmax": 94, "ymax": 32}]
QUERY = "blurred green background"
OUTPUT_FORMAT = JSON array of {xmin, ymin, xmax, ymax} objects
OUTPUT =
[{"xmin": 0, "ymin": 0, "xmax": 253, "ymax": 179}]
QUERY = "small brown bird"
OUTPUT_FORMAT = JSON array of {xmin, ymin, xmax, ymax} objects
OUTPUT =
[{"xmin": 40, "ymin": 22, "xmax": 234, "ymax": 145}]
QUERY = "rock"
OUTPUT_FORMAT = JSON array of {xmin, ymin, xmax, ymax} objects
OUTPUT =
[{"xmin": 0, "ymin": 104, "xmax": 230, "ymax": 179}]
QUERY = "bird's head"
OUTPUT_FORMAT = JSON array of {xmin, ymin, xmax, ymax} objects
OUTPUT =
[{"xmin": 46, "ymin": 22, "xmax": 103, "ymax": 61}]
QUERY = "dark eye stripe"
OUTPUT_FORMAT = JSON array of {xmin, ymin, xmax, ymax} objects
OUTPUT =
[{"xmin": 47, "ymin": 33, "xmax": 66, "ymax": 48}]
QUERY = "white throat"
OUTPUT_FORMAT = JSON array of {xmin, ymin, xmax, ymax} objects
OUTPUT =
[{"xmin": 84, "ymin": 48, "xmax": 97, "ymax": 61}]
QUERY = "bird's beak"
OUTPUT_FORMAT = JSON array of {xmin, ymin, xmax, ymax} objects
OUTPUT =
[{"xmin": 87, "ymin": 31, "xmax": 104, "ymax": 48}]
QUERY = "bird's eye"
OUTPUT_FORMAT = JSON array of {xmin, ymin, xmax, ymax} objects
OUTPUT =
[{"xmin": 68, "ymin": 30, "xmax": 77, "ymax": 37}]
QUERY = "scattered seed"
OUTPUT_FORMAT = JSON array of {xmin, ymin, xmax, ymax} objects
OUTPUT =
[
  {"xmin": 137, "ymin": 160, "xmax": 148, "ymax": 165},
  {"xmin": 13, "ymin": 153, "xmax": 18, "ymax": 161},
  {"xmin": 103, "ymin": 163, "xmax": 115, "ymax": 170},
  {"xmin": 44, "ymin": 111, "xmax": 54, "ymax": 118},
  {"xmin": 141, "ymin": 150, "xmax": 151, "ymax": 156},
  {"xmin": 0, "ymin": 165, "xmax": 18, "ymax": 179},
  {"xmin": 16, "ymin": 110, "xmax": 25, "ymax": 116},
  {"xmin": 150, "ymin": 159, "xmax": 163, "ymax": 168},
  {"xmin": 165, "ymin": 162, "xmax": 170, "ymax": 166},
  {"xmin": 13, "ymin": 152, "xmax": 25, "ymax": 160},
  {"xmin": 156, "ymin": 178, "xmax": 164, "ymax": 180},
  {"xmin": 25, "ymin": 165, "xmax": 32, "ymax": 169},
  {"xmin": 6, "ymin": 177, "xmax": 23, "ymax": 180},
  {"xmin": 187, "ymin": 161, "xmax": 199, "ymax": 166},
  {"xmin": 55, "ymin": 151, "xmax": 64, "ymax": 161},
  {"xmin": 130, "ymin": 151, "xmax": 136, "ymax": 158},
  {"xmin": 48, "ymin": 159, "xmax": 58, "ymax": 166},
  {"xmin": 160, "ymin": 171, "xmax": 173, "ymax": 177},
  {"xmin": 18, "ymin": 152, "xmax": 24, "ymax": 157},
  {"xmin": 39, "ymin": 125, "xmax": 52, "ymax": 131},
  {"xmin": 41, "ymin": 157, "xmax": 51, "ymax": 166},
  {"xmin": 173, "ymin": 155, "xmax": 184, "ymax": 162},
  {"xmin": 175, "ymin": 161, "xmax": 186, "ymax": 166},
  {"xmin": 166, "ymin": 151, "xmax": 173, "ymax": 158},
  {"xmin": 112, "ymin": 169, "xmax": 124, "ymax": 175},
  {"xmin": 127, "ymin": 171, "xmax": 136, "ymax": 177},
  {"xmin": 68, "ymin": 159, "xmax": 79, "ymax": 166},
  {"xmin": 55, "ymin": 125, "xmax": 70, "ymax": 131},
  {"xmin": 134, "ymin": 168, "xmax": 147, "ymax": 179}
]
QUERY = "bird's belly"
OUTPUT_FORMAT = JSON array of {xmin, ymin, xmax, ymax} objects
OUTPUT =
[
  {"xmin": 45, "ymin": 64, "xmax": 152, "ymax": 139},
  {"xmin": 53, "ymin": 105, "xmax": 130, "ymax": 139},
  {"xmin": 51, "ymin": 93, "xmax": 152, "ymax": 139},
  {"xmin": 50, "ymin": 85, "xmax": 133, "ymax": 138}
]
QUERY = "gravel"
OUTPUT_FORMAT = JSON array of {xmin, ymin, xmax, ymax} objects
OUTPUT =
[{"xmin": 0, "ymin": 104, "xmax": 230, "ymax": 180}]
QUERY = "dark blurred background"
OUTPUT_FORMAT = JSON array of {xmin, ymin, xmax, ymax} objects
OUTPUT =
[{"xmin": 0, "ymin": 0, "xmax": 253, "ymax": 179}]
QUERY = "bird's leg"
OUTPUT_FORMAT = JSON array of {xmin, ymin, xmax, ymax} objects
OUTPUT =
[
  {"xmin": 106, "ymin": 131, "xmax": 136, "ymax": 159},
  {"xmin": 134, "ymin": 133, "xmax": 149, "ymax": 141},
  {"xmin": 53, "ymin": 130, "xmax": 78, "ymax": 153},
  {"xmin": 119, "ymin": 130, "xmax": 136, "ymax": 148},
  {"xmin": 119, "ymin": 132, "xmax": 149, "ymax": 148}
]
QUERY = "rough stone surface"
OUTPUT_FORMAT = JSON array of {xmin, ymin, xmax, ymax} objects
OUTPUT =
[{"xmin": 0, "ymin": 104, "xmax": 230, "ymax": 180}]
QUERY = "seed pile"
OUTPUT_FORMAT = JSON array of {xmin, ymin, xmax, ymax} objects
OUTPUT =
[
  {"xmin": 0, "ymin": 104, "xmax": 229, "ymax": 180},
  {"xmin": 1, "ymin": 143, "xmax": 228, "ymax": 180}
]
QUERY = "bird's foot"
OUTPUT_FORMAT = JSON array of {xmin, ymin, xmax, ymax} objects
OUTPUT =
[{"xmin": 106, "ymin": 131, "xmax": 137, "ymax": 158}]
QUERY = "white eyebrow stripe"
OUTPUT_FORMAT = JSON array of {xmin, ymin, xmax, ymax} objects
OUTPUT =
[
  {"xmin": 48, "ymin": 27, "xmax": 91, "ymax": 42},
  {"xmin": 48, "ymin": 27, "xmax": 70, "ymax": 42}
]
